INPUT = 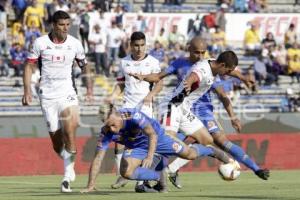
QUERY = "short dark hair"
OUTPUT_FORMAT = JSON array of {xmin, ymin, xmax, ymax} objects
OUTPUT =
[
  {"xmin": 52, "ymin": 10, "xmax": 70, "ymax": 23},
  {"xmin": 130, "ymin": 31, "xmax": 146, "ymax": 42},
  {"xmin": 216, "ymin": 50, "xmax": 238, "ymax": 68}
]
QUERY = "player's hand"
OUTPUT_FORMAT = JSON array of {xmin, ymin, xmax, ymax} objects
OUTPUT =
[
  {"xmin": 142, "ymin": 156, "xmax": 153, "ymax": 168},
  {"xmin": 243, "ymin": 77, "xmax": 255, "ymax": 89},
  {"xmin": 143, "ymin": 95, "xmax": 152, "ymax": 107},
  {"xmin": 22, "ymin": 92, "xmax": 32, "ymax": 106},
  {"xmin": 128, "ymin": 73, "xmax": 144, "ymax": 81},
  {"xmin": 231, "ymin": 118, "xmax": 242, "ymax": 133},
  {"xmin": 183, "ymin": 80, "xmax": 192, "ymax": 95},
  {"xmin": 80, "ymin": 186, "xmax": 97, "ymax": 193}
]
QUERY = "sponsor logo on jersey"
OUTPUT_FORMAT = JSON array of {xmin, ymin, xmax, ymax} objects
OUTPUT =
[
  {"xmin": 172, "ymin": 142, "xmax": 183, "ymax": 153},
  {"xmin": 46, "ymin": 46, "xmax": 52, "ymax": 50}
]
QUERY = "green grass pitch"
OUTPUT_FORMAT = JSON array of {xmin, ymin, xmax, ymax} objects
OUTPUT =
[{"xmin": 0, "ymin": 170, "xmax": 299, "ymax": 200}]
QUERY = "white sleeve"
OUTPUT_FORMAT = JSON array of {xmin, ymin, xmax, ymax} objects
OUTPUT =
[
  {"xmin": 27, "ymin": 39, "xmax": 40, "ymax": 60},
  {"xmin": 151, "ymin": 59, "xmax": 161, "ymax": 73},
  {"xmin": 75, "ymin": 40, "xmax": 86, "ymax": 60},
  {"xmin": 191, "ymin": 63, "xmax": 205, "ymax": 82}
]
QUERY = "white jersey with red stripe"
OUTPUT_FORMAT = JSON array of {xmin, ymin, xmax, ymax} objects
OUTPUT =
[
  {"xmin": 162, "ymin": 59, "xmax": 216, "ymax": 112},
  {"xmin": 27, "ymin": 34, "xmax": 85, "ymax": 99},
  {"xmin": 117, "ymin": 54, "xmax": 160, "ymax": 115}
]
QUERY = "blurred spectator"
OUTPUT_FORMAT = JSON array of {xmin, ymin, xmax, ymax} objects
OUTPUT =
[
  {"xmin": 12, "ymin": 22, "xmax": 25, "ymax": 47},
  {"xmin": 211, "ymin": 25, "xmax": 226, "ymax": 56},
  {"xmin": 106, "ymin": 21, "xmax": 126, "ymax": 69},
  {"xmin": 133, "ymin": 11, "xmax": 147, "ymax": 32},
  {"xmin": 11, "ymin": 0, "xmax": 27, "ymax": 21},
  {"xmin": 244, "ymin": 22, "xmax": 261, "ymax": 56},
  {"xmin": 202, "ymin": 11, "xmax": 216, "ymax": 31},
  {"xmin": 254, "ymin": 54, "xmax": 276, "ymax": 86},
  {"xmin": 0, "ymin": 22, "xmax": 7, "ymax": 56},
  {"xmin": 168, "ymin": 25, "xmax": 185, "ymax": 48},
  {"xmin": 23, "ymin": 0, "xmax": 44, "ymax": 32},
  {"xmin": 244, "ymin": 65, "xmax": 257, "ymax": 93},
  {"xmin": 115, "ymin": 4, "xmax": 124, "ymax": 24},
  {"xmin": 288, "ymin": 43, "xmax": 300, "ymax": 83},
  {"xmin": 149, "ymin": 41, "xmax": 165, "ymax": 63},
  {"xmin": 88, "ymin": 24, "xmax": 109, "ymax": 76},
  {"xmin": 47, "ymin": 0, "xmax": 58, "ymax": 23},
  {"xmin": 93, "ymin": 0, "xmax": 109, "ymax": 12},
  {"xmin": 55, "ymin": 0, "xmax": 69, "ymax": 12},
  {"xmin": 234, "ymin": 0, "xmax": 247, "ymax": 12},
  {"xmin": 79, "ymin": 10, "xmax": 90, "ymax": 52},
  {"xmin": 9, "ymin": 43, "xmax": 27, "ymax": 77},
  {"xmin": 145, "ymin": 0, "xmax": 154, "ymax": 12},
  {"xmin": 168, "ymin": 42, "xmax": 185, "ymax": 62},
  {"xmin": 25, "ymin": 21, "xmax": 41, "ymax": 49},
  {"xmin": 155, "ymin": 28, "xmax": 168, "ymax": 49},
  {"xmin": 284, "ymin": 23, "xmax": 297, "ymax": 49},
  {"xmin": 262, "ymin": 32, "xmax": 276, "ymax": 50},
  {"xmin": 0, "ymin": 56, "xmax": 9, "ymax": 76},
  {"xmin": 215, "ymin": 4, "xmax": 227, "ymax": 31},
  {"xmin": 248, "ymin": 0, "xmax": 259, "ymax": 13},
  {"xmin": 273, "ymin": 44, "xmax": 288, "ymax": 71}
]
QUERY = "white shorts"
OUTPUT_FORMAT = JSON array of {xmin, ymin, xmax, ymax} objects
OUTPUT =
[
  {"xmin": 160, "ymin": 103, "xmax": 204, "ymax": 135},
  {"xmin": 40, "ymin": 94, "xmax": 79, "ymax": 132}
]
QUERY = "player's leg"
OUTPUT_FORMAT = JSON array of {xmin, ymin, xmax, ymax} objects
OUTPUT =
[
  {"xmin": 59, "ymin": 101, "xmax": 80, "ymax": 192},
  {"xmin": 111, "ymin": 143, "xmax": 129, "ymax": 189},
  {"xmin": 212, "ymin": 132, "xmax": 270, "ymax": 180},
  {"xmin": 168, "ymin": 109, "xmax": 230, "ymax": 174}
]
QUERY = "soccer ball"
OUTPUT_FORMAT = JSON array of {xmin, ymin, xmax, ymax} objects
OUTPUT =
[{"xmin": 218, "ymin": 160, "xmax": 241, "ymax": 181}]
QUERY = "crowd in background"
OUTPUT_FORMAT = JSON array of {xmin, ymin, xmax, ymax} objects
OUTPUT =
[{"xmin": 0, "ymin": 0, "xmax": 299, "ymax": 111}]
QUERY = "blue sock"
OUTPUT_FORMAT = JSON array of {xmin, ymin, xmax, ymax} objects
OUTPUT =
[
  {"xmin": 223, "ymin": 141, "xmax": 260, "ymax": 172},
  {"xmin": 129, "ymin": 167, "xmax": 160, "ymax": 181},
  {"xmin": 191, "ymin": 143, "xmax": 214, "ymax": 157}
]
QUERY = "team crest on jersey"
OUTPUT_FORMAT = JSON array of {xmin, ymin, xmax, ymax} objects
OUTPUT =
[
  {"xmin": 172, "ymin": 142, "xmax": 183, "ymax": 153},
  {"xmin": 207, "ymin": 120, "xmax": 218, "ymax": 131}
]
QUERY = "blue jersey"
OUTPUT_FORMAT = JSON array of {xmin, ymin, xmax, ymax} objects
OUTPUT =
[{"xmin": 97, "ymin": 108, "xmax": 165, "ymax": 151}]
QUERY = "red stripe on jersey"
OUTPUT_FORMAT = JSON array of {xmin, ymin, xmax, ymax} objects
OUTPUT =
[
  {"xmin": 117, "ymin": 77, "xmax": 125, "ymax": 82},
  {"xmin": 166, "ymin": 116, "xmax": 171, "ymax": 126},
  {"xmin": 191, "ymin": 81, "xmax": 199, "ymax": 92},
  {"xmin": 27, "ymin": 58, "xmax": 38, "ymax": 64}
]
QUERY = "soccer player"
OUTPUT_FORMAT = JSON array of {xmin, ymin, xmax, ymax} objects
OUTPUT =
[
  {"xmin": 105, "ymin": 31, "xmax": 163, "ymax": 191},
  {"xmin": 22, "ymin": 11, "xmax": 93, "ymax": 192},
  {"xmin": 131, "ymin": 39, "xmax": 270, "ymax": 187},
  {"xmin": 80, "ymin": 107, "xmax": 238, "ymax": 193}
]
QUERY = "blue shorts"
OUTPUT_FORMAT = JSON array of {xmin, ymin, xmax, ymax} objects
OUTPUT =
[
  {"xmin": 195, "ymin": 110, "xmax": 221, "ymax": 134},
  {"xmin": 123, "ymin": 134, "xmax": 185, "ymax": 160}
]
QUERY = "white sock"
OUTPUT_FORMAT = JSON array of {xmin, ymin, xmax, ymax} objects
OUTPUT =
[
  {"xmin": 167, "ymin": 158, "xmax": 190, "ymax": 174},
  {"xmin": 115, "ymin": 153, "xmax": 122, "ymax": 176},
  {"xmin": 60, "ymin": 149, "xmax": 76, "ymax": 181}
]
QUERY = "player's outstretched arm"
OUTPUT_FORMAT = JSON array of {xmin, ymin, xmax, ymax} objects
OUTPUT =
[
  {"xmin": 229, "ymin": 70, "xmax": 254, "ymax": 89},
  {"xmin": 143, "ymin": 79, "xmax": 163, "ymax": 106},
  {"xmin": 142, "ymin": 124, "xmax": 158, "ymax": 168},
  {"xmin": 129, "ymin": 71, "xmax": 169, "ymax": 83},
  {"xmin": 214, "ymin": 86, "xmax": 241, "ymax": 132},
  {"xmin": 80, "ymin": 150, "xmax": 106, "ymax": 193},
  {"xmin": 105, "ymin": 82, "xmax": 125, "ymax": 105},
  {"xmin": 22, "ymin": 62, "xmax": 36, "ymax": 106},
  {"xmin": 183, "ymin": 72, "xmax": 199, "ymax": 95}
]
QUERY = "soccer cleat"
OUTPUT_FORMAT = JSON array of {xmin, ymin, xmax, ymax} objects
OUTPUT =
[
  {"xmin": 111, "ymin": 176, "xmax": 129, "ymax": 189},
  {"xmin": 255, "ymin": 169, "xmax": 270, "ymax": 180},
  {"xmin": 153, "ymin": 182, "xmax": 168, "ymax": 193},
  {"xmin": 61, "ymin": 180, "xmax": 72, "ymax": 193},
  {"xmin": 168, "ymin": 171, "xmax": 182, "ymax": 189},
  {"xmin": 135, "ymin": 182, "xmax": 158, "ymax": 193}
]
